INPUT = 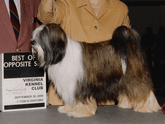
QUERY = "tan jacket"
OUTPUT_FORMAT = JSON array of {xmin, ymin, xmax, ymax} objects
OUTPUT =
[{"xmin": 37, "ymin": 0, "xmax": 130, "ymax": 43}]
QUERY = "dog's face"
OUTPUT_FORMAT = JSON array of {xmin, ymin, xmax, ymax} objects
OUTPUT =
[{"xmin": 31, "ymin": 24, "xmax": 67, "ymax": 70}]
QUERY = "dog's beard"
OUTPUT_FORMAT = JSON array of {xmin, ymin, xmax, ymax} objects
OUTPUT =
[
  {"xmin": 32, "ymin": 47, "xmax": 45, "ymax": 68},
  {"xmin": 32, "ymin": 47, "xmax": 37, "ymax": 58}
]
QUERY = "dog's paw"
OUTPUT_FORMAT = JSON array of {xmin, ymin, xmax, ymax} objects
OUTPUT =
[
  {"xmin": 58, "ymin": 105, "xmax": 73, "ymax": 113},
  {"xmin": 67, "ymin": 112, "xmax": 92, "ymax": 118},
  {"xmin": 58, "ymin": 106, "xmax": 65, "ymax": 113},
  {"xmin": 118, "ymin": 103, "xmax": 132, "ymax": 109},
  {"xmin": 133, "ymin": 104, "xmax": 161, "ymax": 113},
  {"xmin": 133, "ymin": 91, "xmax": 161, "ymax": 113}
]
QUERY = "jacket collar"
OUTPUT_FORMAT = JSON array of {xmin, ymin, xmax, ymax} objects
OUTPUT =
[
  {"xmin": 0, "ymin": 0, "xmax": 28, "ymax": 42},
  {"xmin": 76, "ymin": 0, "xmax": 116, "ymax": 9},
  {"xmin": 0, "ymin": 0, "xmax": 28, "ymax": 7},
  {"xmin": 76, "ymin": 0, "xmax": 88, "ymax": 8},
  {"xmin": 76, "ymin": 0, "xmax": 116, "ymax": 19},
  {"xmin": 0, "ymin": 0, "xmax": 17, "ymax": 42}
]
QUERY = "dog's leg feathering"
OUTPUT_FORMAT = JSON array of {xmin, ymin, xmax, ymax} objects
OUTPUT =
[
  {"xmin": 67, "ymin": 98, "xmax": 97, "ymax": 118},
  {"xmin": 118, "ymin": 94, "xmax": 132, "ymax": 109},
  {"xmin": 58, "ymin": 104, "xmax": 74, "ymax": 113},
  {"xmin": 97, "ymin": 100, "xmax": 115, "ymax": 105},
  {"xmin": 133, "ymin": 91, "xmax": 161, "ymax": 113},
  {"xmin": 118, "ymin": 91, "xmax": 161, "ymax": 112}
]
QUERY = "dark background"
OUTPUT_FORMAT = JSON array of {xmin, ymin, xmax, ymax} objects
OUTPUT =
[{"xmin": 121, "ymin": 0, "xmax": 165, "ymax": 98}]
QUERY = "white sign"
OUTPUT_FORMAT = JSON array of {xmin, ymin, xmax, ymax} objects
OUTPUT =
[{"xmin": 0, "ymin": 52, "xmax": 46, "ymax": 112}]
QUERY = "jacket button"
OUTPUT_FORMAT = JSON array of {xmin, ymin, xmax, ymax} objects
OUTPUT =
[
  {"xmin": 94, "ymin": 26, "xmax": 98, "ymax": 29},
  {"xmin": 16, "ymin": 49, "xmax": 20, "ymax": 52}
]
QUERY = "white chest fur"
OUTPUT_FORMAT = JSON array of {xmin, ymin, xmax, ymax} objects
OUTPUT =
[{"xmin": 48, "ymin": 36, "xmax": 84, "ymax": 104}]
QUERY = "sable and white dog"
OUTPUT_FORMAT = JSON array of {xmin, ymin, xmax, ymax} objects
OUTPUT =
[{"xmin": 31, "ymin": 23, "xmax": 160, "ymax": 118}]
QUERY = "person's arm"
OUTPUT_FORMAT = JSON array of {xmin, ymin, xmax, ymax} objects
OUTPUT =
[
  {"xmin": 37, "ymin": 0, "xmax": 67, "ymax": 24},
  {"xmin": 37, "ymin": 0, "xmax": 55, "ymax": 24},
  {"xmin": 122, "ymin": 14, "xmax": 130, "ymax": 28},
  {"xmin": 122, "ymin": 7, "xmax": 130, "ymax": 28}
]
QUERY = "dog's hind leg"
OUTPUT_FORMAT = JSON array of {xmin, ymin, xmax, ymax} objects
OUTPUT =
[
  {"xmin": 118, "ymin": 91, "xmax": 161, "ymax": 112},
  {"xmin": 133, "ymin": 90, "xmax": 161, "ymax": 113},
  {"xmin": 67, "ymin": 97, "xmax": 97, "ymax": 118}
]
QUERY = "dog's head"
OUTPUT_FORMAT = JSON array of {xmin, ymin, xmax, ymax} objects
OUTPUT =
[{"xmin": 31, "ymin": 23, "xmax": 67, "ymax": 70}]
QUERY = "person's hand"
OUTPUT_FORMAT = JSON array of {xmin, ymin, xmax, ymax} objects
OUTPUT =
[{"xmin": 42, "ymin": 0, "xmax": 54, "ymax": 12}]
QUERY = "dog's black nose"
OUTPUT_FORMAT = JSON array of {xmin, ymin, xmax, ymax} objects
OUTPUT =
[{"xmin": 31, "ymin": 40, "xmax": 36, "ymax": 45}]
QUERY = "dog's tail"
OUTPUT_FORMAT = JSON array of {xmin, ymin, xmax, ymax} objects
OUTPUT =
[
  {"xmin": 111, "ymin": 26, "xmax": 149, "ymax": 79},
  {"xmin": 111, "ymin": 26, "xmax": 142, "ymax": 65}
]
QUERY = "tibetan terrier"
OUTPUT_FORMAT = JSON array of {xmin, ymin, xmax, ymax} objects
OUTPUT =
[{"xmin": 31, "ymin": 23, "xmax": 160, "ymax": 118}]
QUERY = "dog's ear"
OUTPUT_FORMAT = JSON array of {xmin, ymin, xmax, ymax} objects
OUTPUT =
[
  {"xmin": 37, "ymin": 25, "xmax": 51, "ymax": 70},
  {"xmin": 38, "ymin": 24, "xmax": 67, "ymax": 69},
  {"xmin": 47, "ymin": 24, "xmax": 67, "ymax": 65}
]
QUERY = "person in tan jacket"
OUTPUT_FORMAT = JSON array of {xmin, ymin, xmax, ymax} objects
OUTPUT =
[{"xmin": 37, "ymin": 0, "xmax": 130, "ymax": 105}]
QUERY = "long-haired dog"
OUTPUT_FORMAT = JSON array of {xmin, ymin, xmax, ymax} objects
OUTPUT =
[{"xmin": 31, "ymin": 23, "xmax": 160, "ymax": 118}]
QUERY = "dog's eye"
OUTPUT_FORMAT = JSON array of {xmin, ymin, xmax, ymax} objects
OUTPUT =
[{"xmin": 31, "ymin": 40, "xmax": 36, "ymax": 45}]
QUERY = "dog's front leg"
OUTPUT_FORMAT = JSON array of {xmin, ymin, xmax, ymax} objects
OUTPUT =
[
  {"xmin": 67, "ymin": 97, "xmax": 97, "ymax": 118},
  {"xmin": 58, "ymin": 104, "xmax": 74, "ymax": 113}
]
